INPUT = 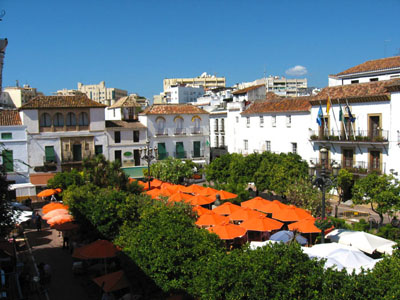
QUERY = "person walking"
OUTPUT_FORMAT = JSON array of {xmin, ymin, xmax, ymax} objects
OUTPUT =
[{"xmin": 36, "ymin": 212, "xmax": 42, "ymax": 232}]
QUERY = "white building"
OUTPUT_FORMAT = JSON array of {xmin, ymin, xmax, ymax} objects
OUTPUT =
[
  {"xmin": 164, "ymin": 85, "xmax": 205, "ymax": 104},
  {"xmin": 139, "ymin": 104, "xmax": 210, "ymax": 166},
  {"xmin": 105, "ymin": 94, "xmax": 148, "ymax": 121},
  {"xmin": 0, "ymin": 85, "xmax": 43, "ymax": 108},
  {"xmin": 232, "ymin": 84, "xmax": 266, "ymax": 103},
  {"xmin": 0, "ymin": 110, "xmax": 29, "ymax": 183},
  {"xmin": 19, "ymin": 95, "xmax": 108, "ymax": 173},
  {"xmin": 163, "ymin": 73, "xmax": 226, "ymax": 92},
  {"xmin": 328, "ymin": 56, "xmax": 400, "ymax": 87}
]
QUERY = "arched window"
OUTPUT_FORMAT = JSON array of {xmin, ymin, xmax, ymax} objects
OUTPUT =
[
  {"xmin": 156, "ymin": 117, "xmax": 166, "ymax": 135},
  {"xmin": 39, "ymin": 113, "xmax": 51, "ymax": 127},
  {"xmin": 174, "ymin": 116, "xmax": 184, "ymax": 135},
  {"xmin": 53, "ymin": 113, "xmax": 64, "ymax": 127},
  {"xmin": 66, "ymin": 112, "xmax": 76, "ymax": 126},
  {"xmin": 79, "ymin": 112, "xmax": 89, "ymax": 126}
]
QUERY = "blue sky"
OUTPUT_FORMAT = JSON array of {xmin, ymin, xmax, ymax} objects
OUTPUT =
[{"xmin": 1, "ymin": 0, "xmax": 400, "ymax": 99}]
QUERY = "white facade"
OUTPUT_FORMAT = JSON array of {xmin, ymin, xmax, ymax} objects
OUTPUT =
[
  {"xmin": 0, "ymin": 85, "xmax": 43, "ymax": 108},
  {"xmin": 164, "ymin": 85, "xmax": 205, "ymax": 104}
]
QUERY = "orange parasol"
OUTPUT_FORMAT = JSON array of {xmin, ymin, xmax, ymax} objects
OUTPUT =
[
  {"xmin": 288, "ymin": 217, "xmax": 321, "ymax": 233},
  {"xmin": 193, "ymin": 206, "xmax": 212, "ymax": 217},
  {"xmin": 271, "ymin": 205, "xmax": 313, "ymax": 222},
  {"xmin": 215, "ymin": 190, "xmax": 238, "ymax": 200},
  {"xmin": 93, "ymin": 270, "xmax": 129, "ymax": 293},
  {"xmin": 72, "ymin": 240, "xmax": 118, "ymax": 259},
  {"xmin": 229, "ymin": 207, "xmax": 266, "ymax": 222},
  {"xmin": 241, "ymin": 197, "xmax": 272, "ymax": 212},
  {"xmin": 195, "ymin": 212, "xmax": 229, "ymax": 227},
  {"xmin": 168, "ymin": 192, "xmax": 193, "ymax": 203},
  {"xmin": 37, "ymin": 189, "xmax": 58, "ymax": 197},
  {"xmin": 198, "ymin": 187, "xmax": 219, "ymax": 196},
  {"xmin": 188, "ymin": 195, "xmax": 215, "ymax": 206},
  {"xmin": 52, "ymin": 222, "xmax": 79, "ymax": 231},
  {"xmin": 181, "ymin": 184, "xmax": 205, "ymax": 195},
  {"xmin": 239, "ymin": 216, "xmax": 284, "ymax": 232},
  {"xmin": 42, "ymin": 202, "xmax": 68, "ymax": 214},
  {"xmin": 150, "ymin": 178, "xmax": 163, "ymax": 188},
  {"xmin": 208, "ymin": 223, "xmax": 247, "ymax": 240},
  {"xmin": 213, "ymin": 202, "xmax": 242, "ymax": 216},
  {"xmin": 42, "ymin": 208, "xmax": 69, "ymax": 220},
  {"xmin": 47, "ymin": 214, "xmax": 73, "ymax": 226},
  {"xmin": 145, "ymin": 188, "xmax": 172, "ymax": 199}
]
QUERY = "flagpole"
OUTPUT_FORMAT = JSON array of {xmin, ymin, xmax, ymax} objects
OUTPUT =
[
  {"xmin": 338, "ymin": 99, "xmax": 348, "ymax": 140},
  {"xmin": 329, "ymin": 95, "xmax": 340, "ymax": 138},
  {"xmin": 345, "ymin": 99, "xmax": 355, "ymax": 140}
]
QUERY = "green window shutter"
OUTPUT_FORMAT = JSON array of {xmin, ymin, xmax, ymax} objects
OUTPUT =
[
  {"xmin": 2, "ymin": 150, "xmax": 13, "ymax": 172},
  {"xmin": 45, "ymin": 146, "xmax": 55, "ymax": 162},
  {"xmin": 193, "ymin": 141, "xmax": 201, "ymax": 157},
  {"xmin": 95, "ymin": 145, "xmax": 103, "ymax": 155},
  {"xmin": 176, "ymin": 142, "xmax": 185, "ymax": 159},
  {"xmin": 158, "ymin": 143, "xmax": 167, "ymax": 160},
  {"xmin": 1, "ymin": 133, "xmax": 12, "ymax": 140}
]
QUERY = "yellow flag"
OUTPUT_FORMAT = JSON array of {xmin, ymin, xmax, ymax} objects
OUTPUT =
[{"xmin": 326, "ymin": 96, "xmax": 331, "ymax": 114}]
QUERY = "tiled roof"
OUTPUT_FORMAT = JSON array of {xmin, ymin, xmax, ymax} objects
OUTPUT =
[
  {"xmin": 242, "ymin": 97, "xmax": 311, "ymax": 115},
  {"xmin": 232, "ymin": 84, "xmax": 265, "ymax": 95},
  {"xmin": 109, "ymin": 95, "xmax": 144, "ymax": 108},
  {"xmin": 0, "ymin": 110, "xmax": 22, "ymax": 126},
  {"xmin": 141, "ymin": 104, "xmax": 209, "ymax": 115},
  {"xmin": 20, "ymin": 95, "xmax": 106, "ymax": 109},
  {"xmin": 335, "ymin": 56, "xmax": 400, "ymax": 76},
  {"xmin": 105, "ymin": 120, "xmax": 147, "ymax": 129},
  {"xmin": 310, "ymin": 80, "xmax": 392, "ymax": 105},
  {"xmin": 265, "ymin": 92, "xmax": 283, "ymax": 101}
]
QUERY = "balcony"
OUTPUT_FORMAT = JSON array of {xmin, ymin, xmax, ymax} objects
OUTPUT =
[
  {"xmin": 191, "ymin": 150, "xmax": 205, "ymax": 158},
  {"xmin": 156, "ymin": 129, "xmax": 168, "ymax": 136},
  {"xmin": 310, "ymin": 157, "xmax": 383, "ymax": 175},
  {"xmin": 174, "ymin": 151, "xmax": 187, "ymax": 159},
  {"xmin": 309, "ymin": 129, "xmax": 388, "ymax": 143},
  {"xmin": 191, "ymin": 127, "xmax": 203, "ymax": 135},
  {"xmin": 174, "ymin": 128, "xmax": 187, "ymax": 136}
]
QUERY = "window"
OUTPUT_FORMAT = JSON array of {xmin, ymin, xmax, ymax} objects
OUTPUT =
[
  {"xmin": 2, "ymin": 150, "xmax": 13, "ymax": 172},
  {"xmin": 175, "ymin": 142, "xmax": 185, "ymax": 159},
  {"xmin": 351, "ymin": 80, "xmax": 359, "ymax": 84},
  {"xmin": 214, "ymin": 119, "xmax": 219, "ymax": 132},
  {"xmin": 244, "ymin": 139, "xmax": 248, "ymax": 151},
  {"xmin": 1, "ymin": 132, "xmax": 12, "ymax": 140},
  {"xmin": 133, "ymin": 131, "xmax": 140, "ymax": 142},
  {"xmin": 246, "ymin": 117, "xmax": 250, "ymax": 127},
  {"xmin": 158, "ymin": 143, "xmax": 167, "ymax": 160},
  {"xmin": 53, "ymin": 113, "xmax": 64, "ymax": 127},
  {"xmin": 40, "ymin": 113, "xmax": 51, "ymax": 127},
  {"xmin": 215, "ymin": 136, "xmax": 219, "ymax": 148},
  {"xmin": 193, "ymin": 118, "xmax": 201, "ymax": 134},
  {"xmin": 260, "ymin": 116, "xmax": 264, "ymax": 127},
  {"xmin": 95, "ymin": 145, "xmax": 103, "ymax": 155},
  {"xmin": 175, "ymin": 117, "xmax": 184, "ymax": 135},
  {"xmin": 292, "ymin": 142, "xmax": 297, "ymax": 154},
  {"xmin": 115, "ymin": 150, "xmax": 122, "ymax": 162},
  {"xmin": 236, "ymin": 116, "xmax": 239, "ymax": 123},
  {"xmin": 66, "ymin": 112, "xmax": 76, "ymax": 126},
  {"xmin": 220, "ymin": 119, "xmax": 224, "ymax": 132},
  {"xmin": 78, "ymin": 112, "xmax": 89, "ymax": 126},
  {"xmin": 286, "ymin": 115, "xmax": 291, "ymax": 127},
  {"xmin": 370, "ymin": 78, "xmax": 378, "ymax": 82},
  {"xmin": 114, "ymin": 131, "xmax": 121, "ymax": 143},
  {"xmin": 272, "ymin": 115, "xmax": 276, "ymax": 127},
  {"xmin": 45, "ymin": 146, "xmax": 55, "ymax": 163},
  {"xmin": 193, "ymin": 141, "xmax": 201, "ymax": 157},
  {"xmin": 266, "ymin": 141, "xmax": 271, "ymax": 152},
  {"xmin": 221, "ymin": 135, "xmax": 225, "ymax": 147},
  {"xmin": 370, "ymin": 150, "xmax": 380, "ymax": 170},
  {"xmin": 156, "ymin": 118, "xmax": 166, "ymax": 135},
  {"xmin": 343, "ymin": 149, "xmax": 354, "ymax": 168}
]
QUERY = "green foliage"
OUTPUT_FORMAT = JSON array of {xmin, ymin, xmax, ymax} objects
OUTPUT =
[
  {"xmin": 336, "ymin": 169, "xmax": 354, "ymax": 198},
  {"xmin": 0, "ymin": 150, "xmax": 14, "ymax": 239},
  {"xmin": 376, "ymin": 224, "xmax": 400, "ymax": 243},
  {"xmin": 149, "ymin": 157, "xmax": 195, "ymax": 184},
  {"xmin": 351, "ymin": 218, "xmax": 371, "ymax": 232},
  {"xmin": 352, "ymin": 172, "xmax": 400, "ymax": 225},
  {"xmin": 47, "ymin": 169, "xmax": 85, "ymax": 190},
  {"xmin": 328, "ymin": 217, "xmax": 352, "ymax": 230},
  {"xmin": 204, "ymin": 153, "xmax": 233, "ymax": 185}
]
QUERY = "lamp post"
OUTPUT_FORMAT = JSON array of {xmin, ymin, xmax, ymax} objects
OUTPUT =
[
  {"xmin": 309, "ymin": 147, "xmax": 340, "ymax": 243},
  {"xmin": 140, "ymin": 140, "xmax": 158, "ymax": 191}
]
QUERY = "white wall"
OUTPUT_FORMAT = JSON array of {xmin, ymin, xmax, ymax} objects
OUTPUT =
[
  {"xmin": 20, "ymin": 110, "xmax": 39, "ymax": 134},
  {"xmin": 90, "ymin": 108, "xmax": 106, "ymax": 131}
]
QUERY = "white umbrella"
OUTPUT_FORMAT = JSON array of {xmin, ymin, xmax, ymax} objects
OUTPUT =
[
  {"xmin": 325, "ymin": 229, "xmax": 354, "ymax": 243},
  {"xmin": 270, "ymin": 231, "xmax": 307, "ymax": 246},
  {"xmin": 326, "ymin": 230, "xmax": 396, "ymax": 255}
]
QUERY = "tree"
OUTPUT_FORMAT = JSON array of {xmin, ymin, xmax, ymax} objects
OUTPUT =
[
  {"xmin": 352, "ymin": 172, "xmax": 400, "ymax": 226},
  {"xmin": 0, "ymin": 152, "xmax": 14, "ymax": 239},
  {"xmin": 204, "ymin": 153, "xmax": 233, "ymax": 185},
  {"xmin": 334, "ymin": 169, "xmax": 354, "ymax": 217},
  {"xmin": 47, "ymin": 169, "xmax": 85, "ymax": 190},
  {"xmin": 149, "ymin": 157, "xmax": 195, "ymax": 184}
]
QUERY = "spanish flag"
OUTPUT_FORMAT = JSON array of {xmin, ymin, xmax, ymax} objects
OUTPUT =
[{"xmin": 326, "ymin": 96, "xmax": 331, "ymax": 114}]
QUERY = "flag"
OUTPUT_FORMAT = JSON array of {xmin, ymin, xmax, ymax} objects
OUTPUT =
[
  {"xmin": 339, "ymin": 103, "xmax": 343, "ymax": 122},
  {"xmin": 316, "ymin": 105, "xmax": 323, "ymax": 126},
  {"xmin": 326, "ymin": 97, "xmax": 331, "ymax": 114},
  {"xmin": 346, "ymin": 105, "xmax": 355, "ymax": 123}
]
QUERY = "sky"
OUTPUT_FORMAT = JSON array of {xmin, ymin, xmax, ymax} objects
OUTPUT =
[{"xmin": 1, "ymin": 0, "xmax": 400, "ymax": 99}]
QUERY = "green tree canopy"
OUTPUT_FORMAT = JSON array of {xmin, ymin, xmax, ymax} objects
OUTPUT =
[
  {"xmin": 47, "ymin": 169, "xmax": 85, "ymax": 190},
  {"xmin": 149, "ymin": 157, "xmax": 195, "ymax": 184},
  {"xmin": 0, "ymin": 153, "xmax": 14, "ymax": 239}
]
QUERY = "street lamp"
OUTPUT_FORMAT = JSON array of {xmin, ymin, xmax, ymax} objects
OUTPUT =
[
  {"xmin": 309, "ymin": 147, "xmax": 340, "ymax": 243},
  {"xmin": 140, "ymin": 140, "xmax": 158, "ymax": 191}
]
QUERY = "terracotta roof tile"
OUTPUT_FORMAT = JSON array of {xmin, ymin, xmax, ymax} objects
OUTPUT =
[
  {"xmin": 265, "ymin": 92, "xmax": 284, "ymax": 101},
  {"xmin": 105, "ymin": 120, "xmax": 147, "ymax": 129},
  {"xmin": 310, "ymin": 80, "xmax": 393, "ymax": 105},
  {"xmin": 232, "ymin": 84, "xmax": 265, "ymax": 95},
  {"xmin": 242, "ymin": 97, "xmax": 311, "ymax": 115},
  {"xmin": 109, "ymin": 95, "xmax": 144, "ymax": 108},
  {"xmin": 335, "ymin": 56, "xmax": 400, "ymax": 76},
  {"xmin": 20, "ymin": 95, "xmax": 106, "ymax": 109},
  {"xmin": 141, "ymin": 104, "xmax": 209, "ymax": 115},
  {"xmin": 0, "ymin": 110, "xmax": 22, "ymax": 126}
]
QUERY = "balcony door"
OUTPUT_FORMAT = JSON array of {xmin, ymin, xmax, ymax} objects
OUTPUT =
[
  {"xmin": 318, "ymin": 117, "xmax": 329, "ymax": 138},
  {"xmin": 193, "ymin": 141, "xmax": 201, "ymax": 157},
  {"xmin": 370, "ymin": 150, "xmax": 381, "ymax": 171},
  {"xmin": 369, "ymin": 116, "xmax": 380, "ymax": 139},
  {"xmin": 73, "ymin": 144, "xmax": 82, "ymax": 161},
  {"xmin": 342, "ymin": 149, "xmax": 354, "ymax": 169}
]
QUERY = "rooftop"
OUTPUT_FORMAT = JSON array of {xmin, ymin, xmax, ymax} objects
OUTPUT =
[
  {"xmin": 20, "ymin": 95, "xmax": 106, "ymax": 109},
  {"xmin": 334, "ymin": 56, "xmax": 400, "ymax": 76},
  {"xmin": 141, "ymin": 104, "xmax": 209, "ymax": 115},
  {"xmin": 0, "ymin": 110, "xmax": 22, "ymax": 126},
  {"xmin": 109, "ymin": 95, "xmax": 146, "ymax": 109},
  {"xmin": 242, "ymin": 97, "xmax": 311, "ymax": 115},
  {"xmin": 105, "ymin": 120, "xmax": 147, "ymax": 129},
  {"xmin": 232, "ymin": 84, "xmax": 265, "ymax": 95}
]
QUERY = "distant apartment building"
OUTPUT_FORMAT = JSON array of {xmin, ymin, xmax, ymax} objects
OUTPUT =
[
  {"xmin": 163, "ymin": 72, "xmax": 226, "ymax": 92},
  {"xmin": 328, "ymin": 55, "xmax": 400, "ymax": 87},
  {"xmin": 56, "ymin": 81, "xmax": 128, "ymax": 106},
  {"xmin": 0, "ymin": 84, "xmax": 43, "ymax": 108},
  {"xmin": 163, "ymin": 85, "xmax": 205, "ymax": 104}
]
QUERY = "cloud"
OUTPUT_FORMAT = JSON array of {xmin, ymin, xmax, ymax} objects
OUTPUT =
[{"xmin": 285, "ymin": 65, "xmax": 308, "ymax": 76}]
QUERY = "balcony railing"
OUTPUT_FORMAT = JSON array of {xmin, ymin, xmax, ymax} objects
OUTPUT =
[
  {"xmin": 310, "ymin": 157, "xmax": 383, "ymax": 174},
  {"xmin": 174, "ymin": 151, "xmax": 187, "ymax": 159},
  {"xmin": 310, "ymin": 129, "xmax": 388, "ymax": 143},
  {"xmin": 191, "ymin": 150, "xmax": 204, "ymax": 158},
  {"xmin": 191, "ymin": 127, "xmax": 203, "ymax": 135},
  {"xmin": 174, "ymin": 128, "xmax": 186, "ymax": 136},
  {"xmin": 156, "ymin": 129, "xmax": 168, "ymax": 136}
]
